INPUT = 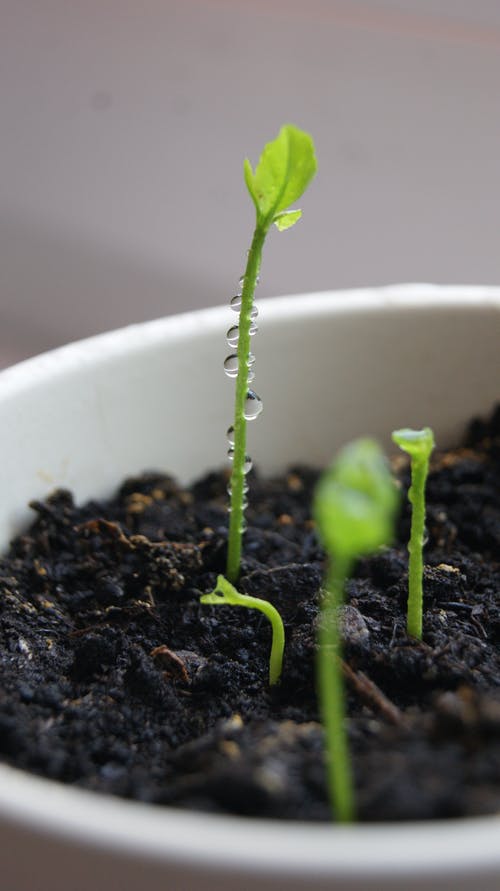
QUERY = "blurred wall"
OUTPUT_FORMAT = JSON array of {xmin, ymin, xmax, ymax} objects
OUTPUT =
[{"xmin": 2, "ymin": 0, "xmax": 500, "ymax": 365}]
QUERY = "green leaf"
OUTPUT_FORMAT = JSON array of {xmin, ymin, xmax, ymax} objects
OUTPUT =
[
  {"xmin": 273, "ymin": 209, "xmax": 302, "ymax": 231},
  {"xmin": 244, "ymin": 124, "xmax": 317, "ymax": 227},
  {"xmin": 243, "ymin": 158, "xmax": 258, "ymax": 209},
  {"xmin": 314, "ymin": 438, "xmax": 399, "ymax": 561},
  {"xmin": 392, "ymin": 427, "xmax": 435, "ymax": 463}
]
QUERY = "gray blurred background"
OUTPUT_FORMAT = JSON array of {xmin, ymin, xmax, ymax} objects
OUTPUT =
[{"xmin": 2, "ymin": 0, "xmax": 500, "ymax": 367}]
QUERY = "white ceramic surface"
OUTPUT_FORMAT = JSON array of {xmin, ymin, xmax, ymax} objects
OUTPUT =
[{"xmin": 0, "ymin": 285, "xmax": 499, "ymax": 891}]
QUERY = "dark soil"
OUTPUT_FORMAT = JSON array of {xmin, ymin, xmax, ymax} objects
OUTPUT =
[{"xmin": 0, "ymin": 408, "xmax": 499, "ymax": 822}]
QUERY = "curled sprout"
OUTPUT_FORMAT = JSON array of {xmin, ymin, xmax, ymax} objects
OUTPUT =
[
  {"xmin": 314, "ymin": 438, "xmax": 399, "ymax": 822},
  {"xmin": 392, "ymin": 427, "xmax": 435, "ymax": 640},
  {"xmin": 200, "ymin": 574, "xmax": 285, "ymax": 686}
]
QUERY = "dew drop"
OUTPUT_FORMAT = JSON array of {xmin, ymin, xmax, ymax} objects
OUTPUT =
[
  {"xmin": 243, "ymin": 390, "xmax": 263, "ymax": 420},
  {"xmin": 247, "ymin": 353, "xmax": 255, "ymax": 367},
  {"xmin": 226, "ymin": 425, "xmax": 235, "ymax": 445},
  {"xmin": 230, "ymin": 294, "xmax": 242, "ymax": 312},
  {"xmin": 249, "ymin": 305, "xmax": 258, "ymax": 320},
  {"xmin": 249, "ymin": 322, "xmax": 258, "ymax": 336},
  {"xmin": 226, "ymin": 325, "xmax": 239, "ymax": 348},
  {"xmin": 247, "ymin": 369, "xmax": 255, "ymax": 383},
  {"xmin": 240, "ymin": 519, "xmax": 248, "ymax": 533},
  {"xmin": 223, "ymin": 354, "xmax": 239, "ymax": 378},
  {"xmin": 228, "ymin": 497, "xmax": 248, "ymax": 512},
  {"xmin": 227, "ymin": 480, "xmax": 249, "ymax": 496},
  {"xmin": 238, "ymin": 273, "xmax": 259, "ymax": 288},
  {"xmin": 227, "ymin": 450, "xmax": 252, "ymax": 473},
  {"xmin": 423, "ymin": 526, "xmax": 429, "ymax": 547}
]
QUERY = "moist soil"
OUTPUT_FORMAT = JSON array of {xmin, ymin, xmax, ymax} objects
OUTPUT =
[{"xmin": 0, "ymin": 408, "xmax": 499, "ymax": 822}]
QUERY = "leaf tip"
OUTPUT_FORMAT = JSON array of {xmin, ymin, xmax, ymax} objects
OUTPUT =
[
  {"xmin": 273, "ymin": 209, "xmax": 302, "ymax": 231},
  {"xmin": 243, "ymin": 157, "xmax": 257, "ymax": 206}
]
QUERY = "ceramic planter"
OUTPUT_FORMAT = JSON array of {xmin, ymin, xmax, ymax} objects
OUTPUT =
[{"xmin": 0, "ymin": 284, "xmax": 499, "ymax": 891}]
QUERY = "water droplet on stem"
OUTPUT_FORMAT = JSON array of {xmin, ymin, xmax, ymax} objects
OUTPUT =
[
  {"xmin": 226, "ymin": 326, "xmax": 239, "ymax": 348},
  {"xmin": 223, "ymin": 355, "xmax": 239, "ymax": 378},
  {"xmin": 227, "ymin": 451, "xmax": 253, "ymax": 473},
  {"xmin": 243, "ymin": 391, "xmax": 263, "ymax": 420},
  {"xmin": 228, "ymin": 497, "xmax": 248, "ymax": 512},
  {"xmin": 227, "ymin": 480, "xmax": 249, "ymax": 496}
]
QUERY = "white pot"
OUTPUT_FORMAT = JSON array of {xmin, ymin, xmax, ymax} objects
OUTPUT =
[{"xmin": 0, "ymin": 284, "xmax": 499, "ymax": 891}]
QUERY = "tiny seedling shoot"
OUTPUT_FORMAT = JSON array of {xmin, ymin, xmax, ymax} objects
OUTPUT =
[
  {"xmin": 392, "ymin": 427, "xmax": 435, "ymax": 640},
  {"xmin": 313, "ymin": 439, "xmax": 399, "ymax": 822},
  {"xmin": 225, "ymin": 124, "xmax": 317, "ymax": 583},
  {"xmin": 200, "ymin": 575, "xmax": 285, "ymax": 685}
]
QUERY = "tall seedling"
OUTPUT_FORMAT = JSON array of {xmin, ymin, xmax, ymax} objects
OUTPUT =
[{"xmin": 225, "ymin": 125, "xmax": 317, "ymax": 582}]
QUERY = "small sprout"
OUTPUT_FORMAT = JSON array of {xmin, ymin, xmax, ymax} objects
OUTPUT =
[
  {"xmin": 200, "ymin": 574, "xmax": 285, "ymax": 686},
  {"xmin": 226, "ymin": 125, "xmax": 317, "ymax": 583},
  {"xmin": 313, "ymin": 439, "xmax": 399, "ymax": 822},
  {"xmin": 392, "ymin": 427, "xmax": 435, "ymax": 640}
]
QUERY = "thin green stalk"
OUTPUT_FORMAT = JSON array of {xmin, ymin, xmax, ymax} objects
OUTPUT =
[
  {"xmin": 226, "ymin": 226, "xmax": 266, "ymax": 583},
  {"xmin": 314, "ymin": 438, "xmax": 399, "ymax": 823},
  {"xmin": 317, "ymin": 554, "xmax": 355, "ymax": 823},
  {"xmin": 406, "ymin": 458, "xmax": 427, "ymax": 639},
  {"xmin": 392, "ymin": 427, "xmax": 434, "ymax": 640}
]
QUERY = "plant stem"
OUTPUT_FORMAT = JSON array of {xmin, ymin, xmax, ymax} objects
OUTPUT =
[
  {"xmin": 317, "ymin": 554, "xmax": 355, "ymax": 823},
  {"xmin": 406, "ymin": 458, "xmax": 427, "ymax": 639},
  {"xmin": 226, "ymin": 224, "xmax": 267, "ymax": 583}
]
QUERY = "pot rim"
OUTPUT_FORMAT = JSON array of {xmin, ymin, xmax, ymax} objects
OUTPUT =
[
  {"xmin": 0, "ymin": 283, "xmax": 499, "ymax": 403},
  {"xmin": 1, "ymin": 760, "xmax": 500, "ymax": 881},
  {"xmin": 0, "ymin": 283, "xmax": 499, "ymax": 882}
]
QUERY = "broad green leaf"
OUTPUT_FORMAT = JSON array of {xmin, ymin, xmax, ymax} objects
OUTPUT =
[
  {"xmin": 244, "ymin": 124, "xmax": 317, "ymax": 227},
  {"xmin": 314, "ymin": 439, "xmax": 399, "ymax": 560},
  {"xmin": 273, "ymin": 209, "xmax": 302, "ymax": 231}
]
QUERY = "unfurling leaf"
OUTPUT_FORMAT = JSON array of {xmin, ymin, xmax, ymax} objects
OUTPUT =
[
  {"xmin": 244, "ymin": 124, "xmax": 317, "ymax": 229},
  {"xmin": 273, "ymin": 209, "xmax": 302, "ymax": 231}
]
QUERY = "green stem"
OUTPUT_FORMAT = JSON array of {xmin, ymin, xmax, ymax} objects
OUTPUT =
[
  {"xmin": 317, "ymin": 554, "xmax": 355, "ymax": 822},
  {"xmin": 406, "ymin": 458, "xmax": 428, "ymax": 639},
  {"xmin": 226, "ymin": 224, "xmax": 267, "ymax": 583}
]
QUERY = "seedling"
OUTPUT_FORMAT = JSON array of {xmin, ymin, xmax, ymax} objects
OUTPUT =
[
  {"xmin": 392, "ymin": 427, "xmax": 435, "ymax": 639},
  {"xmin": 313, "ymin": 438, "xmax": 399, "ymax": 822},
  {"xmin": 225, "ymin": 125, "xmax": 317, "ymax": 583},
  {"xmin": 200, "ymin": 574, "xmax": 285, "ymax": 685}
]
